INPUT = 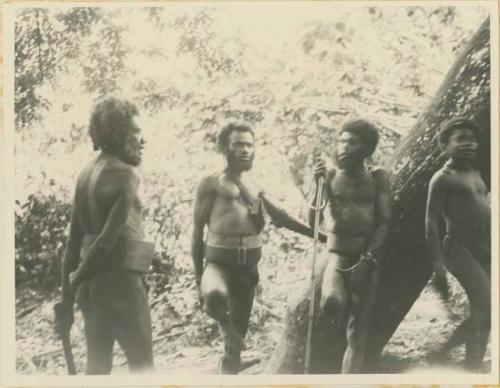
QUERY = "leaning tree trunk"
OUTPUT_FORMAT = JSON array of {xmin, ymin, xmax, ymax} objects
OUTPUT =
[{"xmin": 266, "ymin": 18, "xmax": 491, "ymax": 374}]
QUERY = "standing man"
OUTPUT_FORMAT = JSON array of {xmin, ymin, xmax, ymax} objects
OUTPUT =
[
  {"xmin": 425, "ymin": 117, "xmax": 490, "ymax": 370},
  {"xmin": 310, "ymin": 119, "xmax": 391, "ymax": 373},
  {"xmin": 60, "ymin": 97, "xmax": 155, "ymax": 374},
  {"xmin": 192, "ymin": 122, "xmax": 325, "ymax": 374}
]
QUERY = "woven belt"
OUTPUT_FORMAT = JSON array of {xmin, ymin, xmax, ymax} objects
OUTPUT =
[
  {"xmin": 205, "ymin": 245, "xmax": 262, "ymax": 267},
  {"xmin": 206, "ymin": 232, "xmax": 262, "ymax": 249},
  {"xmin": 81, "ymin": 234, "xmax": 154, "ymax": 273},
  {"xmin": 327, "ymin": 233, "xmax": 367, "ymax": 254}
]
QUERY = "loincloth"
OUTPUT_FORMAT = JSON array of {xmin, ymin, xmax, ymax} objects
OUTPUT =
[
  {"xmin": 327, "ymin": 233, "xmax": 368, "ymax": 255},
  {"xmin": 80, "ymin": 234, "xmax": 154, "ymax": 273},
  {"xmin": 204, "ymin": 232, "xmax": 262, "ymax": 267}
]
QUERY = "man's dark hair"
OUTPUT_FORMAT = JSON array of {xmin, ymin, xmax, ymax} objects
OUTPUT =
[
  {"xmin": 88, "ymin": 97, "xmax": 139, "ymax": 151},
  {"xmin": 438, "ymin": 117, "xmax": 481, "ymax": 146},
  {"xmin": 216, "ymin": 122, "xmax": 254, "ymax": 153},
  {"xmin": 339, "ymin": 119, "xmax": 380, "ymax": 156}
]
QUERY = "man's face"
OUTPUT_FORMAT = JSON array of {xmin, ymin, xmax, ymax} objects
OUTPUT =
[
  {"xmin": 444, "ymin": 127, "xmax": 478, "ymax": 161},
  {"xmin": 225, "ymin": 130, "xmax": 255, "ymax": 172},
  {"xmin": 336, "ymin": 131, "xmax": 366, "ymax": 168},
  {"xmin": 118, "ymin": 117, "xmax": 144, "ymax": 166}
]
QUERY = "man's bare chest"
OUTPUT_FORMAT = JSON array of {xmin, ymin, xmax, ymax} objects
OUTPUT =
[
  {"xmin": 448, "ymin": 172, "xmax": 488, "ymax": 206},
  {"xmin": 328, "ymin": 174, "xmax": 377, "ymax": 204},
  {"xmin": 215, "ymin": 175, "xmax": 261, "ymax": 203}
]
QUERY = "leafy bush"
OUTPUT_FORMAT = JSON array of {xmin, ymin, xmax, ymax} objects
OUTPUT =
[{"xmin": 15, "ymin": 194, "xmax": 71, "ymax": 291}]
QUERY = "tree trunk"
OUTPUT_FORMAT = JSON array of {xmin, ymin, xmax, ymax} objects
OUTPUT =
[{"xmin": 266, "ymin": 18, "xmax": 491, "ymax": 374}]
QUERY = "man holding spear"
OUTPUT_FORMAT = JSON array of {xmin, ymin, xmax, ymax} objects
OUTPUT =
[{"xmin": 309, "ymin": 119, "xmax": 391, "ymax": 373}]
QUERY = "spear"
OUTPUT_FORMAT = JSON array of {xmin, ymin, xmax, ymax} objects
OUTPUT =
[{"xmin": 305, "ymin": 154, "xmax": 326, "ymax": 374}]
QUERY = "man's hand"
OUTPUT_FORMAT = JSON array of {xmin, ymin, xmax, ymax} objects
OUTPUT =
[
  {"xmin": 352, "ymin": 255, "xmax": 377, "ymax": 288},
  {"xmin": 313, "ymin": 159, "xmax": 327, "ymax": 183},
  {"xmin": 336, "ymin": 254, "xmax": 377, "ymax": 289},
  {"xmin": 430, "ymin": 260, "xmax": 449, "ymax": 301},
  {"xmin": 54, "ymin": 302, "xmax": 74, "ymax": 336},
  {"xmin": 69, "ymin": 270, "xmax": 80, "ymax": 296}
]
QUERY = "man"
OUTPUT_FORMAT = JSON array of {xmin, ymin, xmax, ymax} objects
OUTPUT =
[
  {"xmin": 310, "ymin": 119, "xmax": 391, "ymax": 373},
  {"xmin": 60, "ymin": 97, "xmax": 155, "ymax": 374},
  {"xmin": 192, "ymin": 122, "xmax": 325, "ymax": 374},
  {"xmin": 425, "ymin": 117, "xmax": 490, "ymax": 370}
]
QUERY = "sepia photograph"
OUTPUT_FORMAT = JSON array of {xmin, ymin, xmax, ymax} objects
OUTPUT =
[{"xmin": 2, "ymin": 0, "xmax": 498, "ymax": 385}]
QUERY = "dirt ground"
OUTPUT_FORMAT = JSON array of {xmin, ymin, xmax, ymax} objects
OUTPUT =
[{"xmin": 15, "ymin": 276, "xmax": 491, "ymax": 376}]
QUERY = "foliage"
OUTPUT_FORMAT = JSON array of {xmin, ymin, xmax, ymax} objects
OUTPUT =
[
  {"xmin": 12, "ymin": 4, "xmax": 489, "ymax": 374},
  {"xmin": 14, "ymin": 4, "xmax": 487, "ymax": 292},
  {"xmin": 15, "ymin": 194, "xmax": 71, "ymax": 291}
]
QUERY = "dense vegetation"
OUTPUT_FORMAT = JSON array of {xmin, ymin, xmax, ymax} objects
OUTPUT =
[{"xmin": 14, "ymin": 4, "xmax": 488, "ymax": 374}]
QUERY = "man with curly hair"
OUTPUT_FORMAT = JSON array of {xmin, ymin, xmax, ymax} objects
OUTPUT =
[
  {"xmin": 310, "ymin": 119, "xmax": 391, "ymax": 373},
  {"xmin": 192, "ymin": 122, "xmax": 326, "ymax": 374},
  {"xmin": 60, "ymin": 97, "xmax": 155, "ymax": 374}
]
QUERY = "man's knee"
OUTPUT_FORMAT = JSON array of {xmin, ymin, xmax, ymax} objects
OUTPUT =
[
  {"xmin": 320, "ymin": 293, "xmax": 347, "ymax": 322},
  {"xmin": 203, "ymin": 289, "xmax": 230, "ymax": 321}
]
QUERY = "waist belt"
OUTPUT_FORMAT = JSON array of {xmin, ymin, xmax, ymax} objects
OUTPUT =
[
  {"xmin": 327, "ymin": 233, "xmax": 367, "ymax": 254},
  {"xmin": 206, "ymin": 232, "xmax": 262, "ymax": 249},
  {"xmin": 205, "ymin": 245, "xmax": 262, "ymax": 267},
  {"xmin": 81, "ymin": 234, "xmax": 154, "ymax": 273}
]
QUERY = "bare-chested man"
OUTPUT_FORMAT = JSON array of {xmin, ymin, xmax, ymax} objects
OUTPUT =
[
  {"xmin": 310, "ymin": 119, "xmax": 391, "ymax": 373},
  {"xmin": 192, "ymin": 122, "xmax": 326, "ymax": 374},
  {"xmin": 425, "ymin": 117, "xmax": 490, "ymax": 370},
  {"xmin": 60, "ymin": 97, "xmax": 155, "ymax": 374}
]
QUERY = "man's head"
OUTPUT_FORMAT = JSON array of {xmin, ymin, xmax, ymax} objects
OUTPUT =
[
  {"xmin": 336, "ymin": 119, "xmax": 379, "ymax": 167},
  {"xmin": 217, "ymin": 122, "xmax": 255, "ymax": 172},
  {"xmin": 88, "ymin": 97, "xmax": 144, "ymax": 166},
  {"xmin": 439, "ymin": 117, "xmax": 480, "ymax": 161}
]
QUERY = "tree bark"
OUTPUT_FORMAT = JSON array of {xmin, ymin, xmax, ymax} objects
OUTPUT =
[{"xmin": 266, "ymin": 17, "xmax": 491, "ymax": 374}]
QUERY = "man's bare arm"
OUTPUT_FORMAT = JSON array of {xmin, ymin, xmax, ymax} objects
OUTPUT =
[
  {"xmin": 261, "ymin": 194, "xmax": 327, "ymax": 242},
  {"xmin": 366, "ymin": 169, "xmax": 391, "ymax": 264},
  {"xmin": 425, "ymin": 172, "xmax": 447, "ymax": 265},
  {"xmin": 70, "ymin": 169, "xmax": 140, "ymax": 290},
  {"xmin": 61, "ymin": 197, "xmax": 83, "ymax": 304},
  {"xmin": 191, "ymin": 176, "xmax": 215, "ymax": 285}
]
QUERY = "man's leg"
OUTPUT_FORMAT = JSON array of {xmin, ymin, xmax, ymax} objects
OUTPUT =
[
  {"xmin": 429, "ymin": 319, "xmax": 472, "ymax": 360},
  {"xmin": 201, "ymin": 262, "xmax": 242, "ymax": 374},
  {"xmin": 228, "ymin": 266, "xmax": 259, "ymax": 371},
  {"xmin": 89, "ymin": 271, "xmax": 154, "ymax": 373},
  {"xmin": 445, "ymin": 238, "xmax": 490, "ymax": 370},
  {"xmin": 320, "ymin": 252, "xmax": 349, "ymax": 330},
  {"xmin": 342, "ymin": 264, "xmax": 379, "ymax": 373},
  {"xmin": 230, "ymin": 266, "xmax": 258, "ymax": 339},
  {"xmin": 76, "ymin": 280, "xmax": 115, "ymax": 375},
  {"xmin": 429, "ymin": 236, "xmax": 491, "ymax": 362}
]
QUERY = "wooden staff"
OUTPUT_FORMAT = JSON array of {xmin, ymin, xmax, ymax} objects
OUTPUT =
[{"xmin": 305, "ymin": 170, "xmax": 326, "ymax": 374}]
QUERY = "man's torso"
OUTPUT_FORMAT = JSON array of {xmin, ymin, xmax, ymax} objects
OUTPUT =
[
  {"xmin": 207, "ymin": 173, "xmax": 262, "ymax": 237},
  {"xmin": 327, "ymin": 168, "xmax": 378, "ymax": 239},
  {"xmin": 75, "ymin": 154, "xmax": 145, "ymax": 241},
  {"xmin": 441, "ymin": 166, "xmax": 490, "ymax": 242}
]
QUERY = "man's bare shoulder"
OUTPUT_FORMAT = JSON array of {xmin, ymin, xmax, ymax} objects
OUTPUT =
[
  {"xmin": 429, "ymin": 166, "xmax": 454, "ymax": 190},
  {"xmin": 197, "ymin": 173, "xmax": 220, "ymax": 193},
  {"xmin": 79, "ymin": 156, "xmax": 140, "ymax": 192},
  {"xmin": 370, "ymin": 166, "xmax": 390, "ymax": 187},
  {"xmin": 104, "ymin": 158, "xmax": 140, "ymax": 187},
  {"xmin": 370, "ymin": 166, "xmax": 390, "ymax": 179}
]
